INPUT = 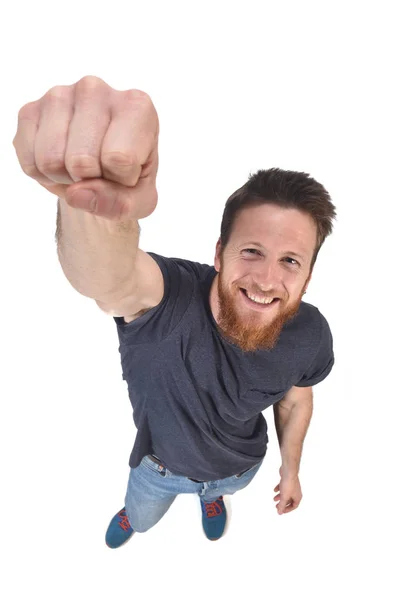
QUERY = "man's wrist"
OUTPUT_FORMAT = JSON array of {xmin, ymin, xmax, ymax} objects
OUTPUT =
[{"xmin": 280, "ymin": 460, "xmax": 300, "ymax": 479}]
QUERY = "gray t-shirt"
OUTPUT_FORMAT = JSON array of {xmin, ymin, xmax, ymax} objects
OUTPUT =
[{"xmin": 113, "ymin": 252, "xmax": 334, "ymax": 481}]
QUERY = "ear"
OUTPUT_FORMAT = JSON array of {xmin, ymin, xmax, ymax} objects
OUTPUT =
[{"xmin": 214, "ymin": 238, "xmax": 222, "ymax": 272}]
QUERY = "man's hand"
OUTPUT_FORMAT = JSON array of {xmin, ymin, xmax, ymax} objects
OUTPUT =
[
  {"xmin": 274, "ymin": 466, "xmax": 303, "ymax": 515},
  {"xmin": 13, "ymin": 75, "xmax": 159, "ymax": 221}
]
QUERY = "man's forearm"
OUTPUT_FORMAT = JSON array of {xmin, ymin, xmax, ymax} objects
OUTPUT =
[
  {"xmin": 56, "ymin": 197, "xmax": 141, "ymax": 304},
  {"xmin": 273, "ymin": 398, "xmax": 313, "ymax": 477}
]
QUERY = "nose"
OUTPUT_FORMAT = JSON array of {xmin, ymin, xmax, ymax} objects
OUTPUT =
[{"xmin": 252, "ymin": 259, "xmax": 281, "ymax": 292}]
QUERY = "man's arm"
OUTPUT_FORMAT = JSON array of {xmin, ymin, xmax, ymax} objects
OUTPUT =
[
  {"xmin": 273, "ymin": 385, "xmax": 313, "ymax": 477},
  {"xmin": 13, "ymin": 76, "xmax": 162, "ymax": 310}
]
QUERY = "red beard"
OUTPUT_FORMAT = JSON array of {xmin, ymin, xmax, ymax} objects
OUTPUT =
[{"xmin": 216, "ymin": 272, "xmax": 305, "ymax": 352}]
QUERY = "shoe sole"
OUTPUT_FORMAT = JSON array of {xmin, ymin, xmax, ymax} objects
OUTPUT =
[{"xmin": 106, "ymin": 531, "xmax": 135, "ymax": 549}]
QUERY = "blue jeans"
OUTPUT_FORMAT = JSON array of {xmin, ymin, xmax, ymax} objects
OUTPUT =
[{"xmin": 124, "ymin": 454, "xmax": 264, "ymax": 532}]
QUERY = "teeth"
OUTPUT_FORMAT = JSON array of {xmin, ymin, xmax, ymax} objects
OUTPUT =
[{"xmin": 245, "ymin": 290, "xmax": 275, "ymax": 305}]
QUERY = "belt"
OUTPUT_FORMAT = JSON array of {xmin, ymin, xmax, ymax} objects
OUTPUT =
[
  {"xmin": 148, "ymin": 454, "xmax": 250, "ymax": 481},
  {"xmin": 148, "ymin": 454, "xmax": 206, "ymax": 482}
]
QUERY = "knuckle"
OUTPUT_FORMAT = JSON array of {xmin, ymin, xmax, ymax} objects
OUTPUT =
[
  {"xmin": 121, "ymin": 89, "xmax": 154, "ymax": 113},
  {"xmin": 75, "ymin": 75, "xmax": 106, "ymax": 92},
  {"xmin": 102, "ymin": 150, "xmax": 138, "ymax": 170},
  {"xmin": 66, "ymin": 154, "xmax": 100, "ymax": 176},
  {"xmin": 37, "ymin": 155, "xmax": 65, "ymax": 174},
  {"xmin": 113, "ymin": 89, "xmax": 158, "ymax": 132},
  {"xmin": 17, "ymin": 100, "xmax": 39, "ymax": 121},
  {"xmin": 124, "ymin": 88, "xmax": 150, "ymax": 102},
  {"xmin": 45, "ymin": 85, "xmax": 70, "ymax": 101},
  {"xmin": 21, "ymin": 163, "xmax": 39, "ymax": 178}
]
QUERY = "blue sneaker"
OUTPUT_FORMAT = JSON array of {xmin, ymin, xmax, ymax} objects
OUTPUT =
[
  {"xmin": 105, "ymin": 507, "xmax": 134, "ymax": 548},
  {"xmin": 200, "ymin": 496, "xmax": 227, "ymax": 541}
]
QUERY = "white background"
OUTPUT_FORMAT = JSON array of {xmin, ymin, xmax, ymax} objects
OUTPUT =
[{"xmin": 1, "ymin": 1, "xmax": 399, "ymax": 598}]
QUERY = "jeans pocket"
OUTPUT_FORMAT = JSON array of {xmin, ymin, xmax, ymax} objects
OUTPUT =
[{"xmin": 233, "ymin": 460, "xmax": 262, "ymax": 479}]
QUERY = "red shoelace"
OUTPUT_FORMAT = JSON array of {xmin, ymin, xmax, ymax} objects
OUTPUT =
[
  {"xmin": 118, "ymin": 509, "xmax": 131, "ymax": 532},
  {"xmin": 204, "ymin": 496, "xmax": 224, "ymax": 518}
]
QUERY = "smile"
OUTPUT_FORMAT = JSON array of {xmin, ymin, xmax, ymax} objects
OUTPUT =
[{"xmin": 240, "ymin": 288, "xmax": 280, "ymax": 310}]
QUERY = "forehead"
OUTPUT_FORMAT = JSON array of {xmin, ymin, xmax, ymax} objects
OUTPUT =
[{"xmin": 230, "ymin": 204, "xmax": 317, "ymax": 252}]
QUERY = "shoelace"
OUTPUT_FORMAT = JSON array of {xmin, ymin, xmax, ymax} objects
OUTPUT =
[
  {"xmin": 118, "ymin": 509, "xmax": 132, "ymax": 532},
  {"xmin": 203, "ymin": 496, "xmax": 224, "ymax": 518}
]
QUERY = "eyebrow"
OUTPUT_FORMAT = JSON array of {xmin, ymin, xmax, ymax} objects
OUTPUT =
[{"xmin": 243, "ymin": 241, "xmax": 306, "ymax": 262}]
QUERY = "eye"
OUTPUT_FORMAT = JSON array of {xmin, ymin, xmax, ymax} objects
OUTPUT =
[
  {"xmin": 243, "ymin": 248, "xmax": 261, "ymax": 256},
  {"xmin": 283, "ymin": 257, "xmax": 299, "ymax": 266}
]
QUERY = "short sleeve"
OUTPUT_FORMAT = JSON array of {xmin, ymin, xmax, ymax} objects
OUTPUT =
[
  {"xmin": 112, "ymin": 252, "xmax": 194, "ymax": 345},
  {"xmin": 296, "ymin": 312, "xmax": 335, "ymax": 387}
]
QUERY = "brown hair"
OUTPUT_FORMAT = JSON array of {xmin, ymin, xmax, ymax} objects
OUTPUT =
[{"xmin": 220, "ymin": 168, "xmax": 337, "ymax": 269}]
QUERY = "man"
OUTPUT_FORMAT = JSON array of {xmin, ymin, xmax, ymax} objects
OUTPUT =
[{"xmin": 13, "ymin": 75, "xmax": 336, "ymax": 547}]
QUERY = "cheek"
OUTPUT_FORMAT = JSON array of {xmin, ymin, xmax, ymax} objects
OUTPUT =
[
  {"xmin": 288, "ymin": 281, "xmax": 306, "ymax": 300},
  {"xmin": 220, "ymin": 266, "xmax": 239, "ymax": 286}
]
